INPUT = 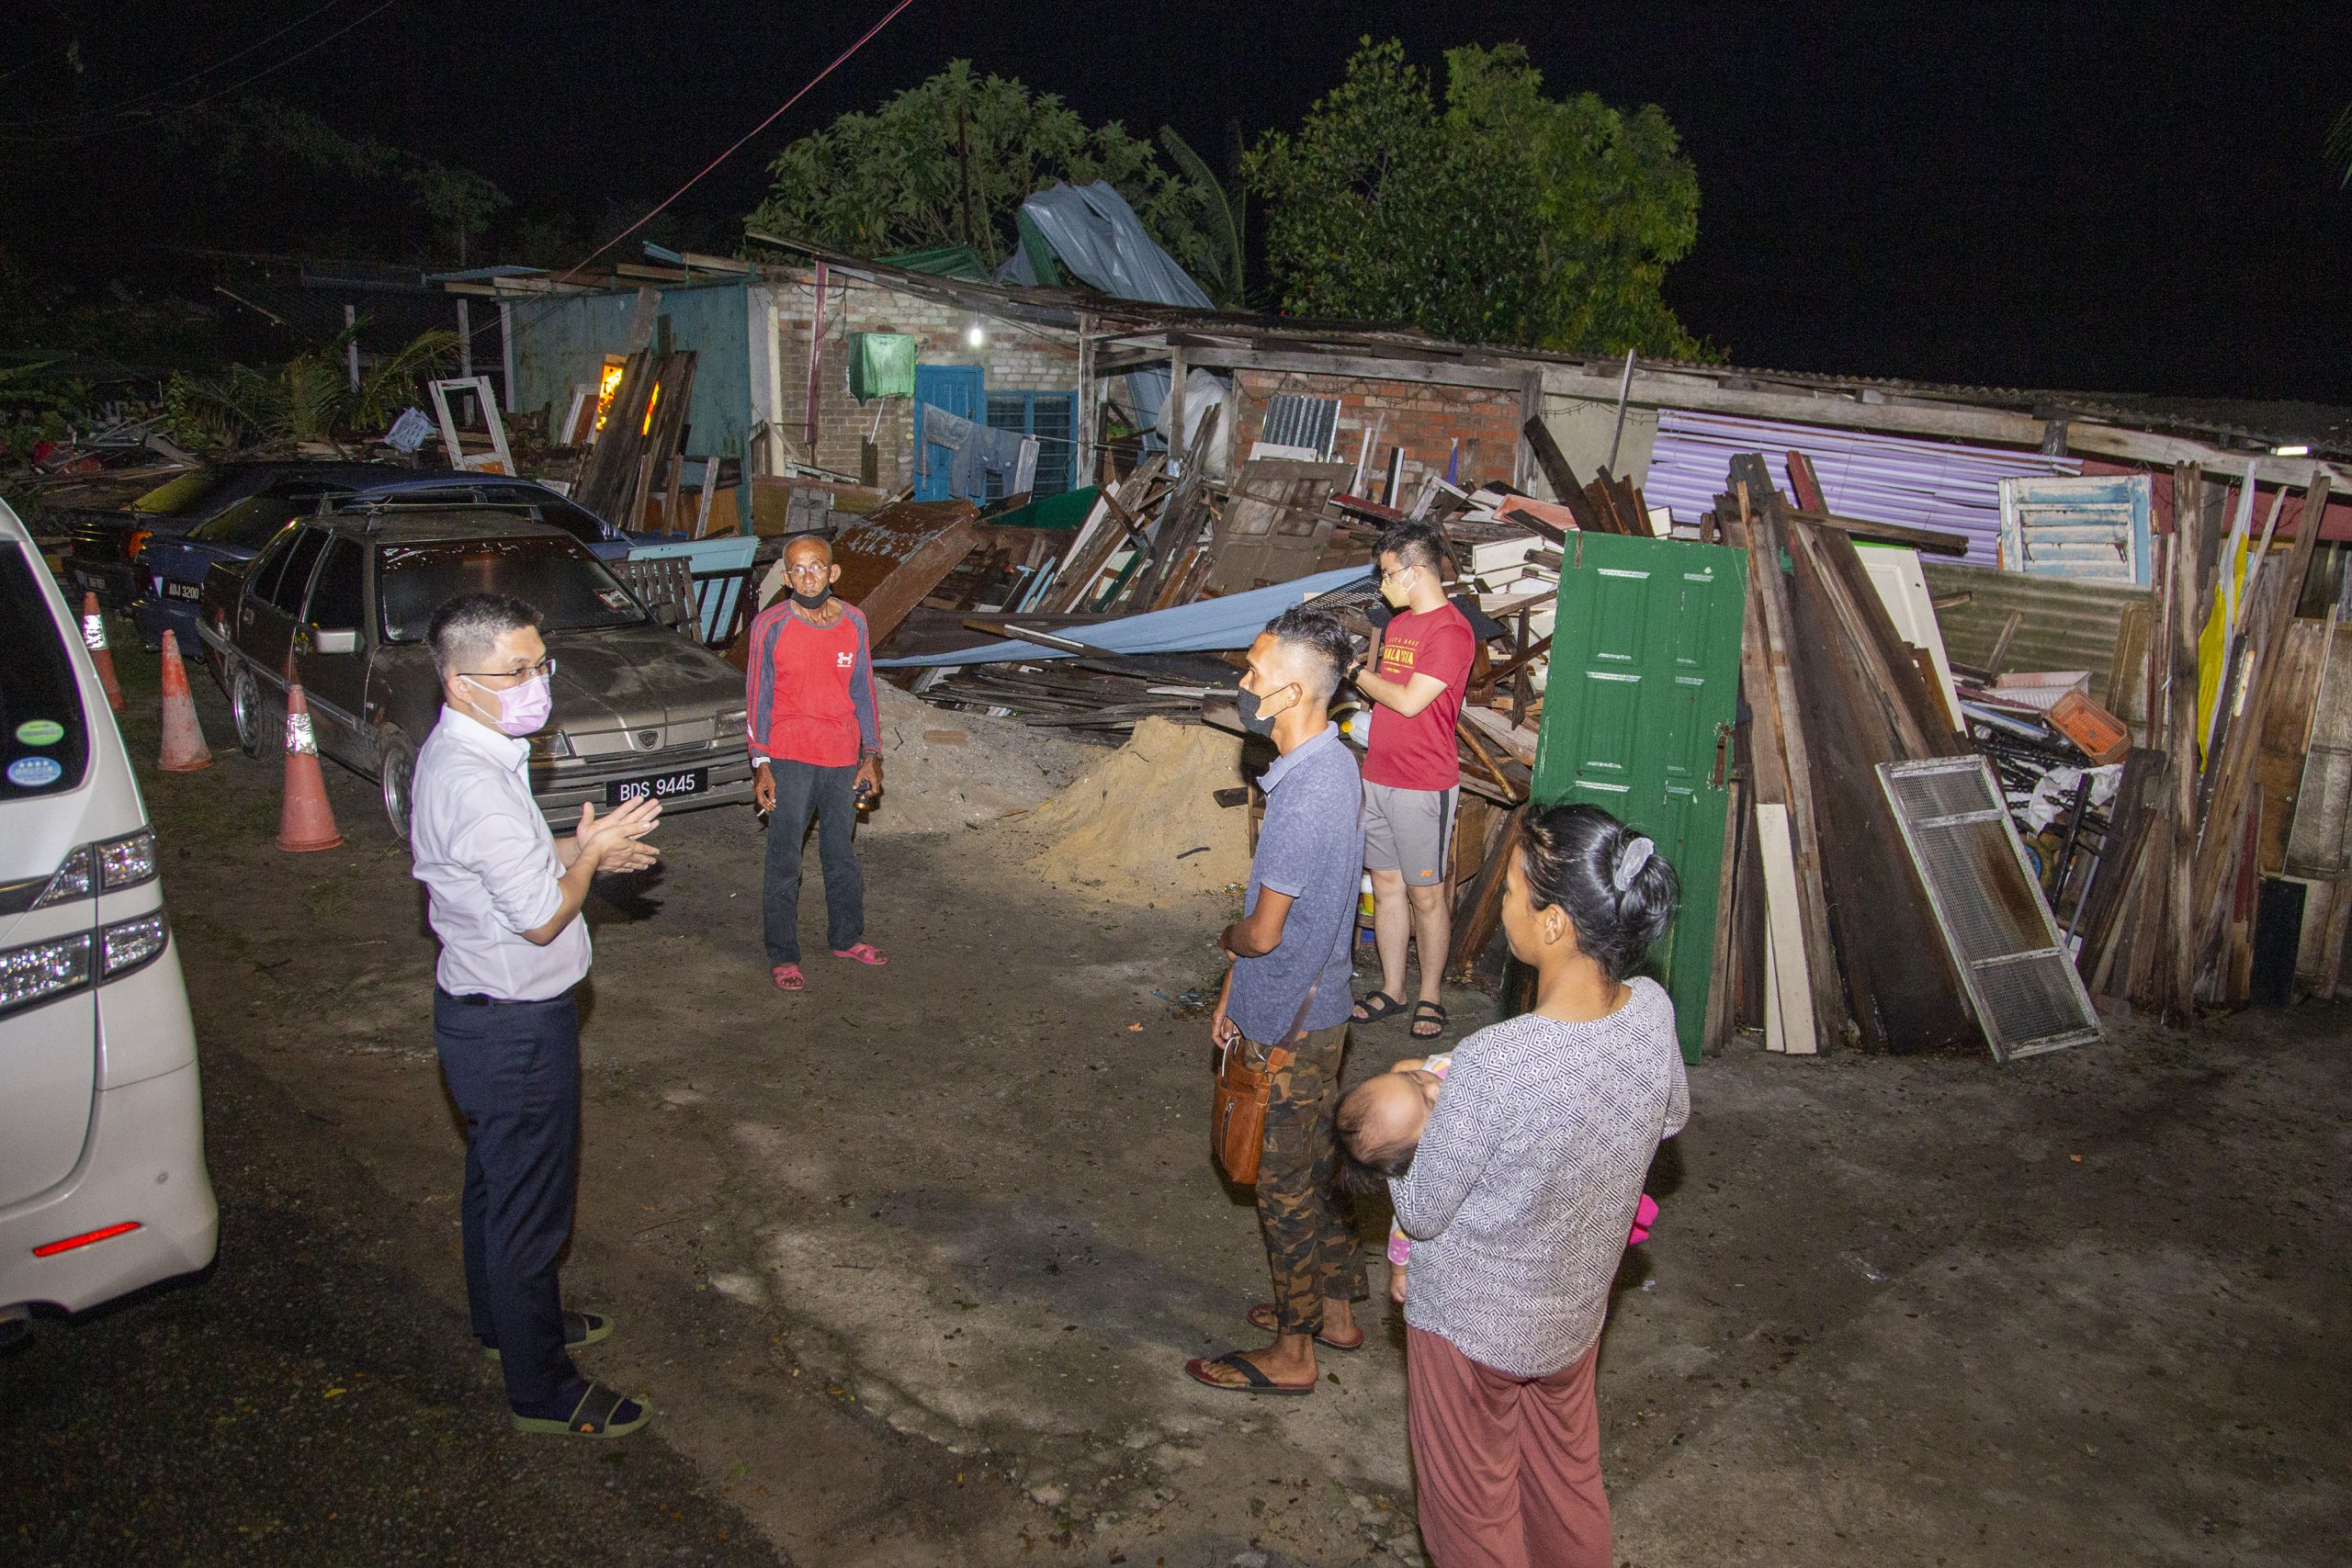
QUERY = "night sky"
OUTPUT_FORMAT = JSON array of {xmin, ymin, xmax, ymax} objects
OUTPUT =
[{"xmin": 10, "ymin": 1, "xmax": 2350, "ymax": 400}]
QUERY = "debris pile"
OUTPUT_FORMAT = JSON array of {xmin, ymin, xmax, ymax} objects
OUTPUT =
[
  {"xmin": 860, "ymin": 681, "xmax": 1092, "ymax": 835},
  {"xmin": 1026, "ymin": 716, "xmax": 1252, "ymax": 904}
]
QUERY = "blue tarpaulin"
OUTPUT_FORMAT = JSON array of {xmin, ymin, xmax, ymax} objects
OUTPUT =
[{"xmin": 876, "ymin": 565, "xmax": 1374, "ymax": 668}]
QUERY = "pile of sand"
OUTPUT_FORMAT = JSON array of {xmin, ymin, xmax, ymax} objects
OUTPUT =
[
  {"xmin": 1026, "ymin": 716, "xmax": 1253, "ymax": 904},
  {"xmin": 861, "ymin": 682, "xmax": 1093, "ymax": 834}
]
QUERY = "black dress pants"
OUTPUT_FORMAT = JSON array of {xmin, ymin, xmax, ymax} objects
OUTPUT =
[{"xmin": 434, "ymin": 985, "xmax": 581, "ymax": 1409}]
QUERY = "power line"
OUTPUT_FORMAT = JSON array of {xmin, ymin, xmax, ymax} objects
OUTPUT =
[
  {"xmin": 4, "ymin": 0, "xmax": 355, "ymax": 131},
  {"xmin": 444, "ymin": 0, "xmax": 917, "ymax": 369},
  {"xmin": 5, "ymin": 0, "xmax": 397, "ymax": 144},
  {"xmin": 554, "ymin": 0, "xmax": 918, "ymax": 286}
]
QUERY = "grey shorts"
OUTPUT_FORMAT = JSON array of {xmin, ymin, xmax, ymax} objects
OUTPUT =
[{"xmin": 1363, "ymin": 783, "xmax": 1457, "ymax": 886}]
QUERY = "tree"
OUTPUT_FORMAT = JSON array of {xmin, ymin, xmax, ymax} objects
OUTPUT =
[
  {"xmin": 746, "ymin": 62, "xmax": 1234, "ymax": 300},
  {"xmin": 1158, "ymin": 125, "xmax": 1248, "ymax": 307},
  {"xmin": 1245, "ymin": 39, "xmax": 1706, "ymax": 357},
  {"xmin": 161, "ymin": 327, "xmax": 458, "ymax": 453},
  {"xmin": 168, "ymin": 98, "xmax": 510, "ymax": 268}
]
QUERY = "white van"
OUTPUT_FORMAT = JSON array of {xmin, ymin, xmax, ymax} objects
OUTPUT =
[{"xmin": 0, "ymin": 497, "xmax": 216, "ymax": 1337}]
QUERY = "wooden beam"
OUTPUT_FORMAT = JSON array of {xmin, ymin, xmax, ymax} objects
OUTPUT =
[
  {"xmin": 1736, "ymin": 478, "xmax": 1850, "ymax": 1043},
  {"xmin": 1157, "ymin": 343, "xmax": 1532, "ymax": 391},
  {"xmin": 1753, "ymin": 803, "xmax": 1819, "ymax": 1055},
  {"xmin": 2190, "ymin": 475, "xmax": 2333, "ymax": 964},
  {"xmin": 1701, "ymin": 777, "xmax": 1746, "ymax": 1056},
  {"xmin": 2162, "ymin": 464, "xmax": 2205, "ymax": 1021},
  {"xmin": 1448, "ymin": 807, "xmax": 1527, "ymax": 980},
  {"xmin": 1785, "ymin": 507, "xmax": 1973, "ymax": 558},
  {"xmin": 1517, "ymin": 370, "xmax": 1544, "ymax": 494}
]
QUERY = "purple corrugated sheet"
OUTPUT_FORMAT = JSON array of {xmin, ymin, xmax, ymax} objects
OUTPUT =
[{"xmin": 1645, "ymin": 410, "xmax": 2081, "ymax": 565}]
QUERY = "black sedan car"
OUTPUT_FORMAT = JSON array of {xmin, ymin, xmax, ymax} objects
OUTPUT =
[
  {"xmin": 192, "ymin": 500, "xmax": 755, "ymax": 838},
  {"xmin": 63, "ymin": 460, "xmax": 417, "ymax": 626}
]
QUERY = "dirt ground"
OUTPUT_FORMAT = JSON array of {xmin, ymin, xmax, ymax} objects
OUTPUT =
[{"xmin": 50, "ymin": 643, "xmax": 2352, "ymax": 1566}]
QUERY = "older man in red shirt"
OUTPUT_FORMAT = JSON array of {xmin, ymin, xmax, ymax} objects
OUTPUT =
[{"xmin": 745, "ymin": 536, "xmax": 887, "ymax": 991}]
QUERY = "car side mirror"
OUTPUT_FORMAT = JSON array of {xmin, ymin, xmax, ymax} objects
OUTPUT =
[{"xmin": 313, "ymin": 628, "xmax": 359, "ymax": 656}]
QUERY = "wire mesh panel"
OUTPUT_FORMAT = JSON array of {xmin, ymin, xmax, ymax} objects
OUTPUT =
[{"xmin": 1879, "ymin": 756, "xmax": 2103, "ymax": 1062}]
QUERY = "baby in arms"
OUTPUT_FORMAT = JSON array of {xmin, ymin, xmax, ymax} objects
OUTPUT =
[{"xmin": 1339, "ymin": 1055, "xmax": 1657, "ymax": 1303}]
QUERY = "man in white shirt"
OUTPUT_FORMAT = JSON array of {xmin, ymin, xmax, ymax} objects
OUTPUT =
[{"xmin": 410, "ymin": 592, "xmax": 662, "ymax": 1438}]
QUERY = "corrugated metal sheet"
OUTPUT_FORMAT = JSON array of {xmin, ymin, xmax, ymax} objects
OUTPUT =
[
  {"xmin": 875, "ymin": 564, "xmax": 1372, "ymax": 667},
  {"xmin": 1922, "ymin": 562, "xmax": 2151, "ymax": 708},
  {"xmin": 1646, "ymin": 410, "xmax": 2081, "ymax": 563}
]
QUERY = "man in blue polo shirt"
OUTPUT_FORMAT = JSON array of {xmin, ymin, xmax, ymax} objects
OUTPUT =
[{"xmin": 1185, "ymin": 604, "xmax": 1367, "ymax": 1396}]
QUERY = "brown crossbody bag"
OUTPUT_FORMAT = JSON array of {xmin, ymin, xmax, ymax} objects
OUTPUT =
[{"xmin": 1210, "ymin": 976, "xmax": 1320, "ymax": 1186}]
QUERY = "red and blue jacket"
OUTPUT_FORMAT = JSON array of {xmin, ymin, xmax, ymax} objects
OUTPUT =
[{"xmin": 744, "ymin": 601, "xmax": 880, "ymax": 769}]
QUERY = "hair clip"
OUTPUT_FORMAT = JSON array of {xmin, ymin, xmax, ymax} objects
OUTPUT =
[{"xmin": 1611, "ymin": 836, "xmax": 1655, "ymax": 893}]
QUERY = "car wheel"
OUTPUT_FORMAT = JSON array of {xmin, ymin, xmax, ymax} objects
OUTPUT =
[
  {"xmin": 230, "ymin": 663, "xmax": 267, "ymax": 759},
  {"xmin": 379, "ymin": 729, "xmax": 418, "ymax": 842}
]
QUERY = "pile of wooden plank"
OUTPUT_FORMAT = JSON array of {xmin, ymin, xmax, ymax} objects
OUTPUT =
[
  {"xmin": 574, "ymin": 347, "xmax": 699, "ymax": 533},
  {"xmin": 1705, "ymin": 453, "xmax": 2020, "ymax": 1057},
  {"xmin": 2075, "ymin": 466, "xmax": 2339, "ymax": 1015}
]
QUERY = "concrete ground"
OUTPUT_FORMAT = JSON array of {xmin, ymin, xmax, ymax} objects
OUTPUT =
[{"xmin": 8, "ymin": 639, "xmax": 2346, "ymax": 1567}]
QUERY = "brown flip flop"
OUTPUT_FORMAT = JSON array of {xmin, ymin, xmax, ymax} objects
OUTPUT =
[{"xmin": 1183, "ymin": 1351, "xmax": 1314, "ymax": 1396}]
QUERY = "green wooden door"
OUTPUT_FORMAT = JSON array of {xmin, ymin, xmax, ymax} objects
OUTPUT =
[{"xmin": 1529, "ymin": 533, "xmax": 1748, "ymax": 1061}]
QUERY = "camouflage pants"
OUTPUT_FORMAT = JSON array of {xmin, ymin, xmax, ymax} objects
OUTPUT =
[{"xmin": 1254, "ymin": 1021, "xmax": 1365, "ymax": 1336}]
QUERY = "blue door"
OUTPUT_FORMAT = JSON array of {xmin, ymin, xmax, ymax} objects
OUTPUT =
[{"xmin": 913, "ymin": 365, "xmax": 984, "ymax": 502}]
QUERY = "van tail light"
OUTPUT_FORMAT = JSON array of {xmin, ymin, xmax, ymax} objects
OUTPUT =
[
  {"xmin": 125, "ymin": 528, "xmax": 153, "ymax": 562},
  {"xmin": 33, "ymin": 1221, "xmax": 142, "ymax": 1257}
]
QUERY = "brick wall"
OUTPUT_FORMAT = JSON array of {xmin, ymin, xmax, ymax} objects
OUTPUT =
[
  {"xmin": 768, "ymin": 268, "xmax": 1082, "ymax": 488},
  {"xmin": 1232, "ymin": 368, "xmax": 1525, "ymax": 502}
]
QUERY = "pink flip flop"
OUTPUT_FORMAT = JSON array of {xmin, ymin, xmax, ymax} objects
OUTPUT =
[
  {"xmin": 831, "ymin": 942, "xmax": 888, "ymax": 966},
  {"xmin": 771, "ymin": 964, "xmax": 805, "ymax": 991}
]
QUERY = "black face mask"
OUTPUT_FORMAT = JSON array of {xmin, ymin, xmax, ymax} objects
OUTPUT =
[
  {"xmin": 1236, "ymin": 683, "xmax": 1291, "ymax": 737},
  {"xmin": 789, "ymin": 587, "xmax": 833, "ymax": 610}
]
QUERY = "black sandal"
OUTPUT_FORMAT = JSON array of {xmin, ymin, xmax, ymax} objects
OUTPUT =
[
  {"xmin": 1352, "ymin": 990, "xmax": 1408, "ymax": 1024},
  {"xmin": 510, "ymin": 1381, "xmax": 653, "ymax": 1437},
  {"xmin": 1409, "ymin": 1000, "xmax": 1449, "ymax": 1041}
]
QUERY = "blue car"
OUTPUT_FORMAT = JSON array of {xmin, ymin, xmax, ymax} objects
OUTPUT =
[{"xmin": 135, "ymin": 477, "xmax": 634, "ymax": 652}]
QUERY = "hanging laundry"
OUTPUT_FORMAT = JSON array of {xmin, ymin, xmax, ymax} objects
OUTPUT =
[
  {"xmin": 917, "ymin": 401, "xmax": 1039, "ymax": 500},
  {"xmin": 847, "ymin": 333, "xmax": 917, "ymax": 401}
]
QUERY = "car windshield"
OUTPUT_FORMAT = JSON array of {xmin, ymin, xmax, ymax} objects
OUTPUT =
[
  {"xmin": 189, "ymin": 496, "xmax": 306, "ymax": 551},
  {"xmin": 378, "ymin": 536, "xmax": 644, "ymax": 643},
  {"xmin": 0, "ymin": 545, "xmax": 91, "ymax": 800}
]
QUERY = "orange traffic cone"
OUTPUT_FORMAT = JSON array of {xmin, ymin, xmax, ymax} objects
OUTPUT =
[
  {"xmin": 276, "ymin": 682, "xmax": 344, "ymax": 852},
  {"xmin": 157, "ymin": 631, "xmax": 214, "ymax": 772},
  {"xmin": 80, "ymin": 592, "xmax": 124, "ymax": 713}
]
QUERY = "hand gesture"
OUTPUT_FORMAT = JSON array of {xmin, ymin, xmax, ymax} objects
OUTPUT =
[
  {"xmin": 752, "ymin": 762, "xmax": 776, "ymax": 815},
  {"xmin": 578, "ymin": 795, "xmax": 662, "ymax": 871}
]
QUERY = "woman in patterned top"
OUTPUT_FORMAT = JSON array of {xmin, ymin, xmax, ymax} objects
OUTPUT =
[{"xmin": 1384, "ymin": 803, "xmax": 1688, "ymax": 1568}]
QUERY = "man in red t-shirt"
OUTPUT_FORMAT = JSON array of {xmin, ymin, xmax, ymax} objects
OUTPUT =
[
  {"xmin": 745, "ymin": 536, "xmax": 888, "ymax": 993},
  {"xmin": 1350, "ymin": 522, "xmax": 1476, "ymax": 1042}
]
